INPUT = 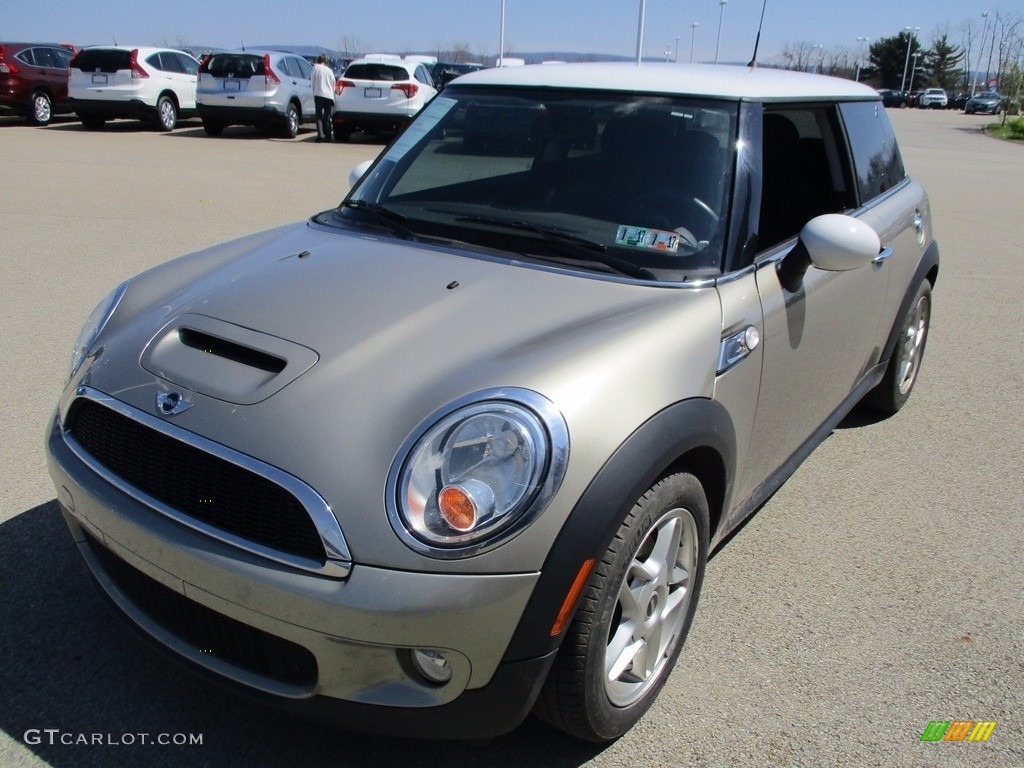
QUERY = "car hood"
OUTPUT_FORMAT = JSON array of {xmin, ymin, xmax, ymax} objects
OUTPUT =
[{"xmin": 77, "ymin": 220, "xmax": 720, "ymax": 570}]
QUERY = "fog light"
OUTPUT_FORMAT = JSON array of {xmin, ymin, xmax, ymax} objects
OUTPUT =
[{"xmin": 410, "ymin": 648, "xmax": 453, "ymax": 685}]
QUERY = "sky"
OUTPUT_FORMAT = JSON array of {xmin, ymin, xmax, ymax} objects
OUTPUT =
[{"xmin": 4, "ymin": 0, "xmax": 1002, "ymax": 64}]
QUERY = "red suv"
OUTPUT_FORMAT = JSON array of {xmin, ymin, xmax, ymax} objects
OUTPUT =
[{"xmin": 0, "ymin": 42, "xmax": 76, "ymax": 125}]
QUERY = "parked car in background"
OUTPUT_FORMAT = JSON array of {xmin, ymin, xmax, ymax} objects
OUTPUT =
[
  {"xmin": 0, "ymin": 42, "xmax": 76, "ymax": 125},
  {"xmin": 48, "ymin": 62, "xmax": 938, "ymax": 744},
  {"xmin": 69, "ymin": 46, "xmax": 199, "ymax": 130},
  {"xmin": 876, "ymin": 88, "xmax": 908, "ymax": 108},
  {"xmin": 196, "ymin": 50, "xmax": 316, "ymax": 138},
  {"xmin": 907, "ymin": 90, "xmax": 924, "ymax": 107},
  {"xmin": 964, "ymin": 91, "xmax": 1003, "ymax": 115},
  {"xmin": 918, "ymin": 88, "xmax": 948, "ymax": 109},
  {"xmin": 431, "ymin": 61, "xmax": 485, "ymax": 90},
  {"xmin": 947, "ymin": 91, "xmax": 970, "ymax": 110},
  {"xmin": 332, "ymin": 56, "xmax": 437, "ymax": 141}
]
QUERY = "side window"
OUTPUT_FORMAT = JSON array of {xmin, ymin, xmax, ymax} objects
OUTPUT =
[
  {"xmin": 838, "ymin": 101, "xmax": 906, "ymax": 203},
  {"xmin": 16, "ymin": 49, "xmax": 38, "ymax": 67},
  {"xmin": 54, "ymin": 47, "xmax": 73, "ymax": 68},
  {"xmin": 146, "ymin": 53, "xmax": 173, "ymax": 73},
  {"xmin": 176, "ymin": 53, "xmax": 199, "ymax": 76},
  {"xmin": 416, "ymin": 65, "xmax": 433, "ymax": 87},
  {"xmin": 34, "ymin": 47, "xmax": 59, "ymax": 68},
  {"xmin": 758, "ymin": 106, "xmax": 855, "ymax": 250},
  {"xmin": 295, "ymin": 57, "xmax": 313, "ymax": 79}
]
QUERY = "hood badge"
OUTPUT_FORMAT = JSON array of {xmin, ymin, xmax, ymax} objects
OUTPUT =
[{"xmin": 156, "ymin": 391, "xmax": 192, "ymax": 416}]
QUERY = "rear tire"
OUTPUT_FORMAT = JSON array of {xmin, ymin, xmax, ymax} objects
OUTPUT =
[
  {"xmin": 282, "ymin": 102, "xmax": 299, "ymax": 138},
  {"xmin": 864, "ymin": 280, "xmax": 932, "ymax": 414},
  {"xmin": 30, "ymin": 91, "xmax": 53, "ymax": 125},
  {"xmin": 155, "ymin": 96, "xmax": 177, "ymax": 131},
  {"xmin": 534, "ymin": 472, "xmax": 709, "ymax": 742}
]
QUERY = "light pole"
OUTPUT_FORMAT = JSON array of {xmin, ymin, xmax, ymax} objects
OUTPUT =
[
  {"xmin": 900, "ymin": 27, "xmax": 920, "ymax": 93},
  {"xmin": 971, "ymin": 12, "xmax": 990, "ymax": 95},
  {"xmin": 855, "ymin": 36, "xmax": 870, "ymax": 81},
  {"xmin": 635, "ymin": 0, "xmax": 646, "ymax": 65},
  {"xmin": 690, "ymin": 22, "xmax": 698, "ymax": 63},
  {"xmin": 714, "ymin": 0, "xmax": 727, "ymax": 64},
  {"xmin": 498, "ymin": 0, "xmax": 505, "ymax": 67},
  {"xmin": 908, "ymin": 52, "xmax": 920, "ymax": 93},
  {"xmin": 675, "ymin": 36, "xmax": 680, "ymax": 62},
  {"xmin": 811, "ymin": 44, "xmax": 824, "ymax": 73}
]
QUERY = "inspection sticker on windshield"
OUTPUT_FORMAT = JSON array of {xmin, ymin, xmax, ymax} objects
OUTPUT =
[{"xmin": 615, "ymin": 226, "xmax": 680, "ymax": 253}]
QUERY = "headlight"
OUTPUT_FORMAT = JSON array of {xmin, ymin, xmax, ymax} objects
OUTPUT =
[
  {"xmin": 70, "ymin": 281, "xmax": 129, "ymax": 379},
  {"xmin": 387, "ymin": 388, "xmax": 569, "ymax": 558}
]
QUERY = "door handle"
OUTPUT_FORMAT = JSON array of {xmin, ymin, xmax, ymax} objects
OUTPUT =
[{"xmin": 872, "ymin": 246, "xmax": 893, "ymax": 267}]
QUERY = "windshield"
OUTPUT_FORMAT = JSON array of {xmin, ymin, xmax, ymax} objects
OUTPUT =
[{"xmin": 330, "ymin": 87, "xmax": 738, "ymax": 281}]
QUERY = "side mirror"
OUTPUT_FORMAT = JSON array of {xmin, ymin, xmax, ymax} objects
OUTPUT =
[
  {"xmin": 778, "ymin": 214, "xmax": 881, "ymax": 292},
  {"xmin": 800, "ymin": 214, "xmax": 881, "ymax": 271},
  {"xmin": 348, "ymin": 160, "xmax": 374, "ymax": 189}
]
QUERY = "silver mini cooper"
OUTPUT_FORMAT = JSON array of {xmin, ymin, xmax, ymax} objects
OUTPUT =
[{"xmin": 47, "ymin": 63, "xmax": 937, "ymax": 742}]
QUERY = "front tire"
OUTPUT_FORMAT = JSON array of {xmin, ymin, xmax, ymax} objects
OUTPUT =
[
  {"xmin": 155, "ymin": 96, "xmax": 177, "ymax": 131},
  {"xmin": 30, "ymin": 91, "xmax": 53, "ymax": 125},
  {"xmin": 534, "ymin": 473, "xmax": 709, "ymax": 742},
  {"xmin": 865, "ymin": 280, "xmax": 932, "ymax": 414}
]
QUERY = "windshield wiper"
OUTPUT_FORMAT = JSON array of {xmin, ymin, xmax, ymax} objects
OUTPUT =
[
  {"xmin": 342, "ymin": 200, "xmax": 417, "ymax": 240},
  {"xmin": 454, "ymin": 215, "xmax": 657, "ymax": 280}
]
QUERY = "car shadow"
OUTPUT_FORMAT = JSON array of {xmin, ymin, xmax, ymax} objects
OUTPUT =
[{"xmin": 0, "ymin": 501, "xmax": 606, "ymax": 768}]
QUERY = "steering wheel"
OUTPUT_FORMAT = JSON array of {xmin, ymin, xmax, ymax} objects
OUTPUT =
[{"xmin": 627, "ymin": 188, "xmax": 719, "ymax": 242}]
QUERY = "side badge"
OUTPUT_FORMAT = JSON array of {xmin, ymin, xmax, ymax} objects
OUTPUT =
[{"xmin": 156, "ymin": 391, "xmax": 192, "ymax": 416}]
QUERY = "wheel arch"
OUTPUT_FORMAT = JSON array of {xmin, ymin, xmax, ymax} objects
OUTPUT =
[
  {"xmin": 158, "ymin": 90, "xmax": 179, "ymax": 106},
  {"xmin": 880, "ymin": 240, "xmax": 940, "ymax": 365},
  {"xmin": 502, "ymin": 397, "xmax": 735, "ymax": 663}
]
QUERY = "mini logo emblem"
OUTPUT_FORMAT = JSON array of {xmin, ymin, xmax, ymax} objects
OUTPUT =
[{"xmin": 156, "ymin": 391, "xmax": 192, "ymax": 416}]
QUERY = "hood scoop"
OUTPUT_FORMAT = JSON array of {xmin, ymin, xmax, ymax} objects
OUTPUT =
[{"xmin": 141, "ymin": 314, "xmax": 318, "ymax": 405}]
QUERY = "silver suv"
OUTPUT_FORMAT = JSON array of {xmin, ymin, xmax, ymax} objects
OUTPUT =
[
  {"xmin": 196, "ymin": 50, "xmax": 315, "ymax": 138},
  {"xmin": 47, "ymin": 63, "xmax": 937, "ymax": 742}
]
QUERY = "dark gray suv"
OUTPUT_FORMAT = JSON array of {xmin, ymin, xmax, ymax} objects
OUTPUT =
[{"xmin": 48, "ymin": 63, "xmax": 937, "ymax": 743}]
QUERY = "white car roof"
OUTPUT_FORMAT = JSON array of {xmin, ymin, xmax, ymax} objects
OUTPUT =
[{"xmin": 452, "ymin": 62, "xmax": 879, "ymax": 101}]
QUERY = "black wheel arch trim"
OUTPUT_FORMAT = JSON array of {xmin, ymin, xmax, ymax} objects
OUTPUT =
[
  {"xmin": 880, "ymin": 240, "xmax": 939, "ymax": 364},
  {"xmin": 502, "ymin": 397, "xmax": 736, "ymax": 663}
]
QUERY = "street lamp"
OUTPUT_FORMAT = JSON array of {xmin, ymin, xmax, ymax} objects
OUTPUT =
[
  {"xmin": 811, "ymin": 44, "xmax": 824, "ymax": 73},
  {"xmin": 714, "ymin": 0, "xmax": 727, "ymax": 64},
  {"xmin": 900, "ymin": 26, "xmax": 920, "ymax": 93},
  {"xmin": 908, "ymin": 52, "xmax": 920, "ymax": 93},
  {"xmin": 675, "ymin": 36, "xmax": 680, "ymax": 62},
  {"xmin": 635, "ymin": 0, "xmax": 646, "ymax": 65},
  {"xmin": 498, "ymin": 0, "xmax": 505, "ymax": 67},
  {"xmin": 971, "ymin": 11, "xmax": 991, "ymax": 95},
  {"xmin": 855, "ymin": 36, "xmax": 870, "ymax": 81},
  {"xmin": 690, "ymin": 22, "xmax": 698, "ymax": 63}
]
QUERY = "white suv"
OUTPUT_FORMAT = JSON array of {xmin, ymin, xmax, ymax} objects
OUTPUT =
[
  {"xmin": 332, "ymin": 56, "xmax": 437, "ymax": 141},
  {"xmin": 919, "ymin": 88, "xmax": 948, "ymax": 109},
  {"xmin": 69, "ymin": 46, "xmax": 199, "ymax": 130}
]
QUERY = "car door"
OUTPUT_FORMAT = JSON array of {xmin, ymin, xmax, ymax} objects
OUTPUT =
[
  {"xmin": 736, "ymin": 104, "xmax": 891, "ymax": 496},
  {"xmin": 148, "ymin": 51, "xmax": 197, "ymax": 109},
  {"xmin": 290, "ymin": 56, "xmax": 316, "ymax": 118}
]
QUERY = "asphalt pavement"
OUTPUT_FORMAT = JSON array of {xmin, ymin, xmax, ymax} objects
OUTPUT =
[{"xmin": 0, "ymin": 109, "xmax": 1021, "ymax": 768}]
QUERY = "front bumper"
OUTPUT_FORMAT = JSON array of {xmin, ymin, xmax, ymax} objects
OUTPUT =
[{"xmin": 46, "ymin": 406, "xmax": 549, "ymax": 736}]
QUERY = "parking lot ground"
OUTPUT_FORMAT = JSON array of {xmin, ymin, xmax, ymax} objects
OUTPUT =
[{"xmin": 1, "ymin": 109, "xmax": 1021, "ymax": 768}]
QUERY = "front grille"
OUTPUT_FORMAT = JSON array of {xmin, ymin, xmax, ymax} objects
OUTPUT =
[
  {"xmin": 67, "ymin": 398, "xmax": 326, "ymax": 562},
  {"xmin": 84, "ymin": 532, "xmax": 318, "ymax": 687}
]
